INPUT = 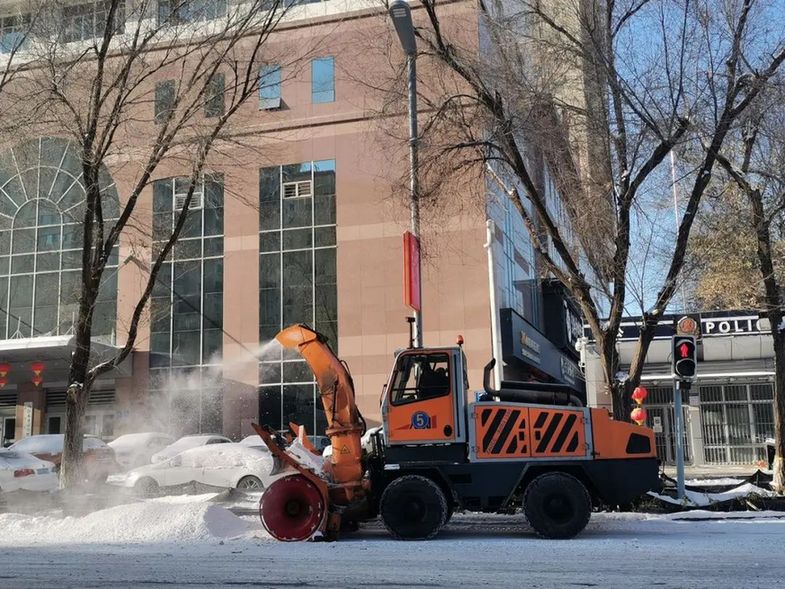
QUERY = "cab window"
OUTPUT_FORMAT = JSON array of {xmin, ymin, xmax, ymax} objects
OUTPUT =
[{"xmin": 391, "ymin": 353, "xmax": 451, "ymax": 405}]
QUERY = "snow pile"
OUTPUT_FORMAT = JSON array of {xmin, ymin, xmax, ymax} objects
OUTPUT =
[
  {"xmin": 0, "ymin": 500, "xmax": 262, "ymax": 546},
  {"xmin": 649, "ymin": 481, "xmax": 777, "ymax": 507},
  {"xmin": 685, "ymin": 477, "xmax": 745, "ymax": 487}
]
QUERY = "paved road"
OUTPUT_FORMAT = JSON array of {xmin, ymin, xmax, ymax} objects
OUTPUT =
[{"xmin": 0, "ymin": 513, "xmax": 783, "ymax": 588}]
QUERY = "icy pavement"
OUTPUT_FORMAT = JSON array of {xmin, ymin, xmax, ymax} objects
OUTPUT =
[{"xmin": 0, "ymin": 500, "xmax": 784, "ymax": 588}]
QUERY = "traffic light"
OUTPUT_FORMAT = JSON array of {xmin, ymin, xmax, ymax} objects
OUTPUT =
[{"xmin": 672, "ymin": 335, "xmax": 697, "ymax": 380}]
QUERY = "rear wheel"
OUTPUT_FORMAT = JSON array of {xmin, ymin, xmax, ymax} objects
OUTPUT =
[
  {"xmin": 380, "ymin": 475, "xmax": 448, "ymax": 540},
  {"xmin": 236, "ymin": 475, "xmax": 264, "ymax": 491},
  {"xmin": 523, "ymin": 472, "xmax": 591, "ymax": 539}
]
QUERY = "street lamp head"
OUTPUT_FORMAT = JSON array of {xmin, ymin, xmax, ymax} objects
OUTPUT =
[{"xmin": 389, "ymin": 0, "xmax": 417, "ymax": 57}]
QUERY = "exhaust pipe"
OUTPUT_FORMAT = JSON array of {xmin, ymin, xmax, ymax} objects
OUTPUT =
[{"xmin": 482, "ymin": 359, "xmax": 583, "ymax": 407}]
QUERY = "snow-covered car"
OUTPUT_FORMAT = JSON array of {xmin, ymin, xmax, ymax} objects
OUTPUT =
[
  {"xmin": 150, "ymin": 434, "xmax": 231, "ymax": 463},
  {"xmin": 0, "ymin": 449, "xmax": 58, "ymax": 493},
  {"xmin": 108, "ymin": 443, "xmax": 274, "ymax": 495},
  {"xmin": 239, "ymin": 435, "xmax": 267, "ymax": 448},
  {"xmin": 109, "ymin": 433, "xmax": 175, "ymax": 469},
  {"xmin": 9, "ymin": 435, "xmax": 119, "ymax": 482}
]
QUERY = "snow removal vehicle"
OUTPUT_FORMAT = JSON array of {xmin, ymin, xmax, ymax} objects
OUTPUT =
[{"xmin": 253, "ymin": 324, "xmax": 660, "ymax": 541}]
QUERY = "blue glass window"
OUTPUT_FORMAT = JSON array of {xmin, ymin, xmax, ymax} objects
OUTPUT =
[
  {"xmin": 259, "ymin": 64, "xmax": 282, "ymax": 109},
  {"xmin": 311, "ymin": 57, "xmax": 334, "ymax": 104}
]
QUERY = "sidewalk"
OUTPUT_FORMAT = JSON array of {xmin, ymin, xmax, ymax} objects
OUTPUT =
[{"xmin": 662, "ymin": 464, "xmax": 765, "ymax": 480}]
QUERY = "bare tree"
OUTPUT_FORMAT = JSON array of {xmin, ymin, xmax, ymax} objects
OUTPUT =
[
  {"xmin": 0, "ymin": 0, "xmax": 292, "ymax": 487},
  {"xmin": 405, "ymin": 0, "xmax": 785, "ymax": 419},
  {"xmin": 697, "ymin": 83, "xmax": 785, "ymax": 490}
]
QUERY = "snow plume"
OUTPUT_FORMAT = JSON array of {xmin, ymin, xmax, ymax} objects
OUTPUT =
[{"xmin": 119, "ymin": 339, "xmax": 290, "ymax": 438}]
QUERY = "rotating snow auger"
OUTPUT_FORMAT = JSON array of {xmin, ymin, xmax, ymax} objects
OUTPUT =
[{"xmin": 252, "ymin": 324, "xmax": 367, "ymax": 541}]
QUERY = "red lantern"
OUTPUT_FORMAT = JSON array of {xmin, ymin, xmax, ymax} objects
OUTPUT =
[
  {"xmin": 32, "ymin": 374, "xmax": 43, "ymax": 387},
  {"xmin": 31, "ymin": 361, "xmax": 45, "ymax": 376},
  {"xmin": 632, "ymin": 386, "xmax": 648, "ymax": 405},
  {"xmin": 0, "ymin": 362, "xmax": 9, "ymax": 377},
  {"xmin": 0, "ymin": 375, "xmax": 6, "ymax": 388},
  {"xmin": 630, "ymin": 407, "xmax": 647, "ymax": 425}
]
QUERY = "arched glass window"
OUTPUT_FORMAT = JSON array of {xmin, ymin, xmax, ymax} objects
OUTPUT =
[{"xmin": 0, "ymin": 138, "xmax": 119, "ymax": 341}]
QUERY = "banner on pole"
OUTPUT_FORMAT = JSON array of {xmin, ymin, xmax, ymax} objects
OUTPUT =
[{"xmin": 403, "ymin": 231, "xmax": 421, "ymax": 312}]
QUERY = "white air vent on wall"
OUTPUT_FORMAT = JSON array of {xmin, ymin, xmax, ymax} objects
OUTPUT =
[
  {"xmin": 174, "ymin": 190, "xmax": 203, "ymax": 211},
  {"xmin": 282, "ymin": 180, "xmax": 313, "ymax": 199}
]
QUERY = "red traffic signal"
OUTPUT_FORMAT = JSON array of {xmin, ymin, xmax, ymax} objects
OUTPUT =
[{"xmin": 672, "ymin": 335, "xmax": 697, "ymax": 380}]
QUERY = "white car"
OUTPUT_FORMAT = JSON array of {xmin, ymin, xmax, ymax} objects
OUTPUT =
[
  {"xmin": 150, "ymin": 434, "xmax": 231, "ymax": 463},
  {"xmin": 239, "ymin": 435, "xmax": 267, "ymax": 448},
  {"xmin": 109, "ymin": 433, "xmax": 175, "ymax": 469},
  {"xmin": 0, "ymin": 449, "xmax": 58, "ymax": 493},
  {"xmin": 108, "ymin": 443, "xmax": 274, "ymax": 495}
]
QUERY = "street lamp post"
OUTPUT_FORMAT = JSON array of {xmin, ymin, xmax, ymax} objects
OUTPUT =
[{"xmin": 389, "ymin": 0, "xmax": 423, "ymax": 347}]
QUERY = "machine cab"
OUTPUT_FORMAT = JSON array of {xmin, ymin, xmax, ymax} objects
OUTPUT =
[{"xmin": 381, "ymin": 347, "xmax": 467, "ymax": 445}]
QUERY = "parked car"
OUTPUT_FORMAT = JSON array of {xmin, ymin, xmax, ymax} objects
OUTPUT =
[
  {"xmin": 109, "ymin": 433, "xmax": 175, "ymax": 469},
  {"xmin": 108, "ymin": 443, "xmax": 275, "ymax": 495},
  {"xmin": 239, "ymin": 435, "xmax": 267, "ymax": 448},
  {"xmin": 151, "ymin": 434, "xmax": 232, "ymax": 463},
  {"xmin": 0, "ymin": 449, "xmax": 58, "ymax": 493},
  {"xmin": 9, "ymin": 434, "xmax": 119, "ymax": 482}
]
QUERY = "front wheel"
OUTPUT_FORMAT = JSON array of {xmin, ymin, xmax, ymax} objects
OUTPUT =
[
  {"xmin": 236, "ymin": 475, "xmax": 264, "ymax": 491},
  {"xmin": 523, "ymin": 472, "xmax": 591, "ymax": 539},
  {"xmin": 380, "ymin": 475, "xmax": 448, "ymax": 540}
]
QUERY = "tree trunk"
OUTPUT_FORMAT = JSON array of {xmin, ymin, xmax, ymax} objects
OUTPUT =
[
  {"xmin": 60, "ymin": 317, "xmax": 94, "ymax": 488},
  {"xmin": 60, "ymin": 382, "xmax": 88, "ymax": 488},
  {"xmin": 771, "ymin": 329, "xmax": 785, "ymax": 492}
]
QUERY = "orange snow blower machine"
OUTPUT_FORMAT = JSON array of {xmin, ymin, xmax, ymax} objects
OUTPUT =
[{"xmin": 253, "ymin": 324, "xmax": 660, "ymax": 542}]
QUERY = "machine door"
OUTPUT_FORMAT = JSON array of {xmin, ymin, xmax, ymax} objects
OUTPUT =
[{"xmin": 385, "ymin": 351, "xmax": 458, "ymax": 445}]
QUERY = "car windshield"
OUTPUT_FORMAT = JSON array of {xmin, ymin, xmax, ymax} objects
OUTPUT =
[{"xmin": 11, "ymin": 435, "xmax": 63, "ymax": 454}]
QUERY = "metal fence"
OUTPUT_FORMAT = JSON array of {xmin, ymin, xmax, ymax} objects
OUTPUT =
[
  {"xmin": 644, "ymin": 386, "xmax": 692, "ymax": 464},
  {"xmin": 641, "ymin": 382, "xmax": 774, "ymax": 465},
  {"xmin": 699, "ymin": 383, "xmax": 774, "ymax": 465}
]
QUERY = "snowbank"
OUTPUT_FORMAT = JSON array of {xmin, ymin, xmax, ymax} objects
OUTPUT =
[
  {"xmin": 649, "ymin": 481, "xmax": 777, "ymax": 507},
  {"xmin": 0, "ymin": 500, "xmax": 263, "ymax": 546}
]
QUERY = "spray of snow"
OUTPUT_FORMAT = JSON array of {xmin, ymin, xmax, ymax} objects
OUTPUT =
[{"xmin": 121, "ymin": 339, "xmax": 291, "ymax": 438}]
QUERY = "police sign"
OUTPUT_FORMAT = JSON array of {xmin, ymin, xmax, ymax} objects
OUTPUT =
[{"xmin": 672, "ymin": 335, "xmax": 697, "ymax": 380}]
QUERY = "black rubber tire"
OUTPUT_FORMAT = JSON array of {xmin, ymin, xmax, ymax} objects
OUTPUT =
[
  {"xmin": 134, "ymin": 477, "xmax": 160, "ymax": 498},
  {"xmin": 523, "ymin": 472, "xmax": 591, "ymax": 539},
  {"xmin": 380, "ymin": 475, "xmax": 448, "ymax": 540}
]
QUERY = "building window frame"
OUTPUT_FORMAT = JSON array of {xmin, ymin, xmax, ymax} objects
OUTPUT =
[
  {"xmin": 311, "ymin": 56, "xmax": 335, "ymax": 104},
  {"xmin": 258, "ymin": 159, "xmax": 336, "ymax": 435},
  {"xmin": 259, "ymin": 64, "xmax": 282, "ymax": 110},
  {"xmin": 158, "ymin": 0, "xmax": 228, "ymax": 25}
]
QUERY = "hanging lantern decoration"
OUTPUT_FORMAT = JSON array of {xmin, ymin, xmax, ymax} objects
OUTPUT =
[
  {"xmin": 0, "ymin": 362, "xmax": 10, "ymax": 378},
  {"xmin": 31, "ymin": 361, "xmax": 45, "ymax": 387},
  {"xmin": 631, "ymin": 386, "xmax": 648, "ymax": 405},
  {"xmin": 630, "ymin": 406, "xmax": 647, "ymax": 426}
]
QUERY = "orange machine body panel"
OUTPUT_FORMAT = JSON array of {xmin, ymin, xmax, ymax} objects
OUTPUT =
[
  {"xmin": 387, "ymin": 393, "xmax": 457, "ymax": 444},
  {"xmin": 590, "ymin": 408, "xmax": 657, "ymax": 459},
  {"xmin": 473, "ymin": 404, "xmax": 588, "ymax": 460}
]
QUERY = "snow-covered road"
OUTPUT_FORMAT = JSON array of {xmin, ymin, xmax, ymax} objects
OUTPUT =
[{"xmin": 1, "ymin": 501, "xmax": 783, "ymax": 588}]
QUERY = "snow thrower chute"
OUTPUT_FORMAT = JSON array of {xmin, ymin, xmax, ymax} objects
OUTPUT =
[{"xmin": 254, "ymin": 324, "xmax": 367, "ymax": 541}]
